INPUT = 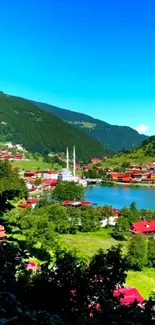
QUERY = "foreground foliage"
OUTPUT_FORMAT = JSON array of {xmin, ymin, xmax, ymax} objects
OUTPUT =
[
  {"xmin": 0, "ymin": 159, "xmax": 28, "ymax": 211},
  {"xmin": 1, "ymin": 241, "xmax": 155, "ymax": 324}
]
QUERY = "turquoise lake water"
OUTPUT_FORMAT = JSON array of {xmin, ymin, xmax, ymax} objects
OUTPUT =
[{"xmin": 85, "ymin": 185, "xmax": 155, "ymax": 210}]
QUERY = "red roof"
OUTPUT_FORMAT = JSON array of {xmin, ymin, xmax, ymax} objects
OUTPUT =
[
  {"xmin": 24, "ymin": 171, "xmax": 37, "ymax": 176},
  {"xmin": 27, "ymin": 198, "xmax": 39, "ymax": 204},
  {"xmin": 0, "ymin": 231, "xmax": 7, "ymax": 238},
  {"xmin": 62, "ymin": 200, "xmax": 92, "ymax": 207},
  {"xmin": 89, "ymin": 286, "xmax": 144, "ymax": 312},
  {"xmin": 91, "ymin": 158, "xmax": 100, "ymax": 162},
  {"xmin": 131, "ymin": 220, "xmax": 155, "ymax": 233},
  {"xmin": 0, "ymin": 225, "xmax": 6, "ymax": 238},
  {"xmin": 62, "ymin": 200, "xmax": 74, "ymax": 205},
  {"xmin": 43, "ymin": 170, "xmax": 57, "ymax": 174},
  {"xmin": 0, "ymin": 225, "xmax": 5, "ymax": 231},
  {"xmin": 113, "ymin": 286, "xmax": 144, "ymax": 305},
  {"xmin": 80, "ymin": 201, "xmax": 91, "ymax": 205},
  {"xmin": 41, "ymin": 179, "xmax": 57, "ymax": 186},
  {"xmin": 19, "ymin": 203, "xmax": 31, "ymax": 208},
  {"xmin": 112, "ymin": 208, "xmax": 120, "ymax": 216}
]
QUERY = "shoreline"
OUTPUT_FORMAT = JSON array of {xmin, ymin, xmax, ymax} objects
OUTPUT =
[{"xmin": 87, "ymin": 181, "xmax": 155, "ymax": 188}]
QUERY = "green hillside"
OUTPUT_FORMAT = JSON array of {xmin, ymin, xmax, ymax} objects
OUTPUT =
[
  {"xmin": 32, "ymin": 100, "xmax": 148, "ymax": 152},
  {"xmin": 0, "ymin": 91, "xmax": 108, "ymax": 162},
  {"xmin": 100, "ymin": 136, "xmax": 155, "ymax": 168}
]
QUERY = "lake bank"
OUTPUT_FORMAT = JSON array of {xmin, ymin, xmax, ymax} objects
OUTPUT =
[{"xmin": 95, "ymin": 180, "xmax": 155, "ymax": 188}]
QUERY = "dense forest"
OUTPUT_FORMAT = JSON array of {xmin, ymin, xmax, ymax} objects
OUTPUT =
[
  {"xmin": 0, "ymin": 92, "xmax": 108, "ymax": 162},
  {"xmin": 32, "ymin": 100, "xmax": 148, "ymax": 152}
]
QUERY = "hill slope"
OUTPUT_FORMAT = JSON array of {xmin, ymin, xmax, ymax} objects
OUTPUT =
[
  {"xmin": 99, "ymin": 136, "xmax": 155, "ymax": 168},
  {"xmin": 32, "ymin": 101, "xmax": 148, "ymax": 152},
  {"xmin": 0, "ymin": 92, "xmax": 108, "ymax": 162}
]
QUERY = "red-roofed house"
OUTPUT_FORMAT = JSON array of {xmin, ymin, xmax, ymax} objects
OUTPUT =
[
  {"xmin": 11, "ymin": 154, "xmax": 23, "ymax": 160},
  {"xmin": 88, "ymin": 286, "xmax": 144, "ymax": 315},
  {"xmin": 113, "ymin": 286, "xmax": 144, "ymax": 305},
  {"xmin": 27, "ymin": 198, "xmax": 39, "ymax": 204},
  {"xmin": 82, "ymin": 166, "xmax": 90, "ymax": 171},
  {"xmin": 76, "ymin": 164, "xmax": 81, "ymax": 170},
  {"xmin": 90, "ymin": 158, "xmax": 101, "ymax": 164},
  {"xmin": 0, "ymin": 225, "xmax": 7, "ymax": 240},
  {"xmin": 131, "ymin": 220, "xmax": 155, "ymax": 234},
  {"xmin": 24, "ymin": 171, "xmax": 37, "ymax": 178},
  {"xmin": 19, "ymin": 203, "xmax": 31, "ymax": 209}
]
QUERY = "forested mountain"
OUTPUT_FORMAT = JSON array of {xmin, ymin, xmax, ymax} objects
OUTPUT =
[
  {"xmin": 0, "ymin": 92, "xmax": 108, "ymax": 162},
  {"xmin": 32, "ymin": 100, "xmax": 148, "ymax": 152},
  {"xmin": 139, "ymin": 136, "xmax": 155, "ymax": 156}
]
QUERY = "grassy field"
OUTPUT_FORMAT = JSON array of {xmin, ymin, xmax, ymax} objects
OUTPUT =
[
  {"xmin": 100, "ymin": 149, "xmax": 155, "ymax": 169},
  {"xmin": 127, "ymin": 268, "xmax": 155, "ymax": 299},
  {"xmin": 61, "ymin": 231, "xmax": 154, "ymax": 299},
  {"xmin": 61, "ymin": 230, "xmax": 123, "ymax": 258},
  {"xmin": 11, "ymin": 159, "xmax": 61, "ymax": 171}
]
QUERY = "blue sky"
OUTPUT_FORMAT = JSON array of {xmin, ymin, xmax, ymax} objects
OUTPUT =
[{"xmin": 0, "ymin": 0, "xmax": 155, "ymax": 135}]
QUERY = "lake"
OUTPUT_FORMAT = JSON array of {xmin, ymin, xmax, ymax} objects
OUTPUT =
[{"xmin": 85, "ymin": 185, "xmax": 155, "ymax": 210}]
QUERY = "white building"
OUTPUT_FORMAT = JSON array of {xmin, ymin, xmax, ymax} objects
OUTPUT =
[
  {"xmin": 42, "ymin": 170, "xmax": 58, "ymax": 180},
  {"xmin": 58, "ymin": 146, "xmax": 79, "ymax": 182},
  {"xmin": 58, "ymin": 168, "xmax": 75, "ymax": 182},
  {"xmin": 100, "ymin": 216, "xmax": 118, "ymax": 228}
]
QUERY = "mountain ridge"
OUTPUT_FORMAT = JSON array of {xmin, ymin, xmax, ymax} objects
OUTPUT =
[
  {"xmin": 31, "ymin": 100, "xmax": 148, "ymax": 152},
  {"xmin": 0, "ymin": 91, "xmax": 108, "ymax": 162}
]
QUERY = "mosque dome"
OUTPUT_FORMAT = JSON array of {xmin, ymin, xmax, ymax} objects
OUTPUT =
[{"xmin": 59, "ymin": 168, "xmax": 72, "ymax": 176}]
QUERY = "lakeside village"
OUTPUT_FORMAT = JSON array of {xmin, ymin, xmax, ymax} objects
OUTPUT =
[
  {"xmin": 2, "ymin": 143, "xmax": 155, "ymax": 308},
  {"xmin": 1, "ymin": 142, "xmax": 155, "ymax": 228},
  {"xmin": 1, "ymin": 142, "xmax": 155, "ymax": 188}
]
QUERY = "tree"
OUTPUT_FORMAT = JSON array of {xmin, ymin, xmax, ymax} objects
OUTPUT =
[
  {"xmin": 80, "ymin": 205, "xmax": 101, "ymax": 232},
  {"xmin": 52, "ymin": 182, "xmax": 84, "ymax": 201},
  {"xmin": 87, "ymin": 246, "xmax": 127, "ymax": 298},
  {"xmin": 0, "ymin": 159, "xmax": 28, "ymax": 211},
  {"xmin": 83, "ymin": 169, "xmax": 98, "ymax": 179},
  {"xmin": 113, "ymin": 216, "xmax": 130, "ymax": 240},
  {"xmin": 148, "ymin": 236, "xmax": 155, "ymax": 267},
  {"xmin": 121, "ymin": 162, "xmax": 130, "ymax": 171},
  {"xmin": 34, "ymin": 178, "xmax": 41, "ymax": 186},
  {"xmin": 119, "ymin": 204, "xmax": 139, "ymax": 224},
  {"xmin": 130, "ymin": 202, "xmax": 139, "ymax": 219},
  {"xmin": 127, "ymin": 233, "xmax": 148, "ymax": 270}
]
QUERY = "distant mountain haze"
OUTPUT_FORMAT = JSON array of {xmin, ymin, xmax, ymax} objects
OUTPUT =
[{"xmin": 32, "ymin": 100, "xmax": 149, "ymax": 152}]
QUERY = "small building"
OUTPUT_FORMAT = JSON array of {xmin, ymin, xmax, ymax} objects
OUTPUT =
[
  {"xmin": 76, "ymin": 164, "xmax": 81, "ymax": 170},
  {"xmin": 130, "ymin": 220, "xmax": 155, "ymax": 234},
  {"xmin": 24, "ymin": 171, "xmax": 37, "ymax": 178},
  {"xmin": 113, "ymin": 286, "xmax": 144, "ymax": 305},
  {"xmin": 0, "ymin": 225, "xmax": 7, "ymax": 240},
  {"xmin": 100, "ymin": 216, "xmax": 118, "ymax": 227},
  {"xmin": 89, "ymin": 286, "xmax": 144, "ymax": 313},
  {"xmin": 42, "ymin": 170, "xmax": 58, "ymax": 180},
  {"xmin": 90, "ymin": 158, "xmax": 101, "ymax": 164}
]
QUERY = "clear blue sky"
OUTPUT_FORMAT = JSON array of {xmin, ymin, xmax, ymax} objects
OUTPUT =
[{"xmin": 0, "ymin": 0, "xmax": 155, "ymax": 135}]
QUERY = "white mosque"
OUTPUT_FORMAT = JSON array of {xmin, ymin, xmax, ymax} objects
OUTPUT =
[{"xmin": 58, "ymin": 146, "xmax": 78, "ymax": 182}]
